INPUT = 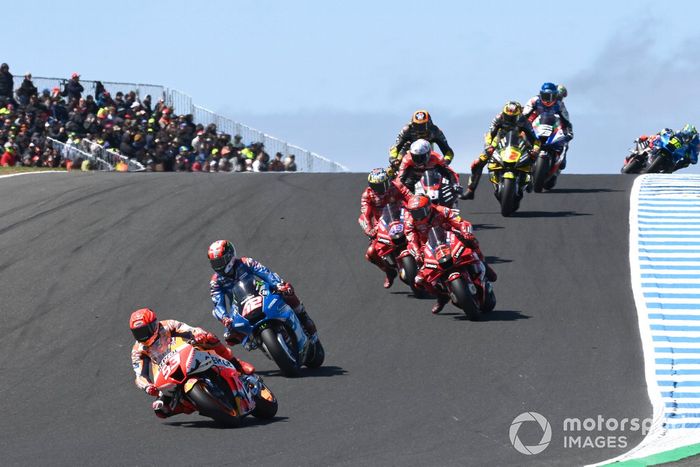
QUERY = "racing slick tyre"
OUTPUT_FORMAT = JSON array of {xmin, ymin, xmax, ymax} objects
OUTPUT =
[
  {"xmin": 399, "ymin": 255, "xmax": 418, "ymax": 287},
  {"xmin": 483, "ymin": 284, "xmax": 497, "ymax": 313},
  {"xmin": 533, "ymin": 157, "xmax": 550, "ymax": 193},
  {"xmin": 544, "ymin": 175, "xmax": 558, "ymax": 191},
  {"xmin": 500, "ymin": 178, "xmax": 518, "ymax": 217},
  {"xmin": 448, "ymin": 277, "xmax": 480, "ymax": 321},
  {"xmin": 251, "ymin": 381, "xmax": 278, "ymax": 419},
  {"xmin": 188, "ymin": 381, "xmax": 241, "ymax": 426},
  {"xmin": 642, "ymin": 154, "xmax": 667, "ymax": 174},
  {"xmin": 260, "ymin": 326, "xmax": 300, "ymax": 377},
  {"xmin": 621, "ymin": 158, "xmax": 643, "ymax": 174},
  {"xmin": 305, "ymin": 339, "xmax": 325, "ymax": 369}
]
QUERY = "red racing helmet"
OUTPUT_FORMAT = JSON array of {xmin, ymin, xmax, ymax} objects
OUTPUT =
[
  {"xmin": 129, "ymin": 308, "xmax": 159, "ymax": 345},
  {"xmin": 408, "ymin": 194, "xmax": 432, "ymax": 223},
  {"xmin": 208, "ymin": 240, "xmax": 236, "ymax": 275}
]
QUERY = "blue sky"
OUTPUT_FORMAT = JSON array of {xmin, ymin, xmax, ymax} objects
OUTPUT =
[{"xmin": 4, "ymin": 0, "xmax": 699, "ymax": 172}]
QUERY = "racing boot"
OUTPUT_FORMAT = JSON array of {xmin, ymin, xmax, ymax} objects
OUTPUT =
[
  {"xmin": 462, "ymin": 155, "xmax": 487, "ymax": 200},
  {"xmin": 294, "ymin": 304, "xmax": 318, "ymax": 339},
  {"xmin": 384, "ymin": 268, "xmax": 397, "ymax": 289},
  {"xmin": 153, "ymin": 397, "xmax": 194, "ymax": 418},
  {"xmin": 431, "ymin": 294, "xmax": 450, "ymax": 314}
]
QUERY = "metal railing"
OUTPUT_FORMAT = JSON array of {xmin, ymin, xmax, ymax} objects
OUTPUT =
[
  {"xmin": 16, "ymin": 75, "xmax": 348, "ymax": 172},
  {"xmin": 80, "ymin": 139, "xmax": 146, "ymax": 172},
  {"xmin": 47, "ymin": 137, "xmax": 113, "ymax": 171}
]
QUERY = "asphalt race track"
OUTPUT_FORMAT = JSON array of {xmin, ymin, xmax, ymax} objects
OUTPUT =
[{"xmin": 0, "ymin": 172, "xmax": 647, "ymax": 466}]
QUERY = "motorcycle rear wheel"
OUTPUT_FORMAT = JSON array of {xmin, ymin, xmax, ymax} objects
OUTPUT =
[
  {"xmin": 448, "ymin": 277, "xmax": 480, "ymax": 321},
  {"xmin": 500, "ymin": 178, "xmax": 518, "ymax": 217},
  {"xmin": 533, "ymin": 157, "xmax": 550, "ymax": 193},
  {"xmin": 260, "ymin": 326, "xmax": 300, "ymax": 377},
  {"xmin": 188, "ymin": 381, "xmax": 241, "ymax": 426}
]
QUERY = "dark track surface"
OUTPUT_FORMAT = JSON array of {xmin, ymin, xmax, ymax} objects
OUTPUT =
[{"xmin": 0, "ymin": 172, "xmax": 647, "ymax": 466}]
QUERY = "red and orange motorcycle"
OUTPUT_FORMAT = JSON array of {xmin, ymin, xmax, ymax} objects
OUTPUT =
[
  {"xmin": 153, "ymin": 337, "xmax": 277, "ymax": 425},
  {"xmin": 420, "ymin": 226, "xmax": 496, "ymax": 320}
]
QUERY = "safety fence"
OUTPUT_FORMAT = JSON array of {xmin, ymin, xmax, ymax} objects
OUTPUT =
[
  {"xmin": 16, "ymin": 75, "xmax": 348, "ymax": 172},
  {"xmin": 80, "ymin": 139, "xmax": 146, "ymax": 172},
  {"xmin": 47, "ymin": 137, "xmax": 112, "ymax": 171}
]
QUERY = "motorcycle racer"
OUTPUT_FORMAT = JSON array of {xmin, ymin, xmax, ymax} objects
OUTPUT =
[
  {"xmin": 396, "ymin": 139, "xmax": 461, "ymax": 193},
  {"xmin": 208, "ymin": 240, "xmax": 318, "ymax": 345},
  {"xmin": 389, "ymin": 110, "xmax": 455, "ymax": 169},
  {"xmin": 673, "ymin": 124, "xmax": 700, "ymax": 170},
  {"xmin": 359, "ymin": 168, "xmax": 412, "ymax": 288},
  {"xmin": 405, "ymin": 195, "xmax": 497, "ymax": 314},
  {"xmin": 129, "ymin": 307, "xmax": 254, "ymax": 418},
  {"xmin": 523, "ymin": 82, "xmax": 573, "ymax": 167},
  {"xmin": 464, "ymin": 101, "xmax": 541, "ymax": 199}
]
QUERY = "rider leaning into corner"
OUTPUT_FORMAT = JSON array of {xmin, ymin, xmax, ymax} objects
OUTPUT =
[
  {"xmin": 404, "ymin": 194, "xmax": 498, "ymax": 314},
  {"xmin": 359, "ymin": 168, "xmax": 412, "ymax": 288},
  {"xmin": 628, "ymin": 125, "xmax": 699, "ymax": 171},
  {"xmin": 464, "ymin": 101, "xmax": 541, "ymax": 199},
  {"xmin": 129, "ymin": 307, "xmax": 255, "ymax": 418},
  {"xmin": 389, "ymin": 109, "xmax": 456, "ymax": 170},
  {"xmin": 396, "ymin": 139, "xmax": 462, "ymax": 193},
  {"xmin": 207, "ymin": 240, "xmax": 318, "ymax": 346}
]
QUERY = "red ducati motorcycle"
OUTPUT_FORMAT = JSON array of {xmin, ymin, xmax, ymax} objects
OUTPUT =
[
  {"xmin": 420, "ymin": 226, "xmax": 496, "ymax": 320},
  {"xmin": 373, "ymin": 202, "xmax": 421, "ymax": 293}
]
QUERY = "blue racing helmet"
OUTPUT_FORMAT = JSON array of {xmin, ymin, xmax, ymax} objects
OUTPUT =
[{"xmin": 540, "ymin": 82, "xmax": 558, "ymax": 107}]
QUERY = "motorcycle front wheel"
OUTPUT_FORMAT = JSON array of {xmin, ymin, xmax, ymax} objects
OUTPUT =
[
  {"xmin": 642, "ymin": 154, "xmax": 667, "ymax": 174},
  {"xmin": 500, "ymin": 178, "xmax": 518, "ymax": 217},
  {"xmin": 533, "ymin": 156, "xmax": 550, "ymax": 192},
  {"xmin": 621, "ymin": 158, "xmax": 643, "ymax": 174},
  {"xmin": 251, "ymin": 380, "xmax": 278, "ymax": 419},
  {"xmin": 448, "ymin": 277, "xmax": 479, "ymax": 321},
  {"xmin": 260, "ymin": 326, "xmax": 300, "ymax": 377},
  {"xmin": 188, "ymin": 381, "xmax": 241, "ymax": 426}
]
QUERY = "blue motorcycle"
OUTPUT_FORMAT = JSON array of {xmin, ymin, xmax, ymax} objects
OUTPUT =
[
  {"xmin": 228, "ymin": 275, "xmax": 324, "ymax": 377},
  {"xmin": 643, "ymin": 131, "xmax": 689, "ymax": 173}
]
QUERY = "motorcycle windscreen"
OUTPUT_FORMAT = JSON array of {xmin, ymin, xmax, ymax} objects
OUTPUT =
[
  {"xmin": 232, "ymin": 276, "xmax": 259, "ymax": 306},
  {"xmin": 381, "ymin": 203, "xmax": 402, "ymax": 226},
  {"xmin": 421, "ymin": 169, "xmax": 442, "ymax": 190},
  {"xmin": 498, "ymin": 130, "xmax": 526, "ymax": 163},
  {"xmin": 427, "ymin": 226, "xmax": 448, "ymax": 251}
]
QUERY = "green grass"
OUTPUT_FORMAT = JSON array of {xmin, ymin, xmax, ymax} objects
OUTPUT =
[{"xmin": 0, "ymin": 166, "xmax": 66, "ymax": 174}]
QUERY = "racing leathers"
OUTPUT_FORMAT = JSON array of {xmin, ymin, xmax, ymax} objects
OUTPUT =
[
  {"xmin": 131, "ymin": 319, "xmax": 249, "ymax": 418},
  {"xmin": 396, "ymin": 151, "xmax": 460, "ymax": 193},
  {"xmin": 359, "ymin": 179, "xmax": 412, "ymax": 287},
  {"xmin": 523, "ymin": 96, "xmax": 573, "ymax": 170},
  {"xmin": 405, "ymin": 206, "xmax": 497, "ymax": 313},
  {"xmin": 466, "ymin": 114, "xmax": 540, "ymax": 198},
  {"xmin": 210, "ymin": 257, "xmax": 317, "ymax": 344},
  {"xmin": 390, "ymin": 121, "xmax": 455, "ymax": 167}
]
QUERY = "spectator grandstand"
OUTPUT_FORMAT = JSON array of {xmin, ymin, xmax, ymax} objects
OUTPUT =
[{"xmin": 0, "ymin": 63, "xmax": 347, "ymax": 172}]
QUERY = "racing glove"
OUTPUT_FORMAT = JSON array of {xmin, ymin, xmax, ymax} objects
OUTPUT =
[
  {"xmin": 443, "ymin": 151, "xmax": 454, "ymax": 165},
  {"xmin": 485, "ymin": 146, "xmax": 495, "ymax": 156},
  {"xmin": 276, "ymin": 282, "xmax": 295, "ymax": 296},
  {"xmin": 145, "ymin": 384, "xmax": 159, "ymax": 396},
  {"xmin": 222, "ymin": 317, "xmax": 233, "ymax": 328},
  {"xmin": 193, "ymin": 331, "xmax": 218, "ymax": 346}
]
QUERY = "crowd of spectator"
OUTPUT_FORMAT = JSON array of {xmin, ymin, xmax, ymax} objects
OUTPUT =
[{"xmin": 0, "ymin": 63, "xmax": 299, "ymax": 172}]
